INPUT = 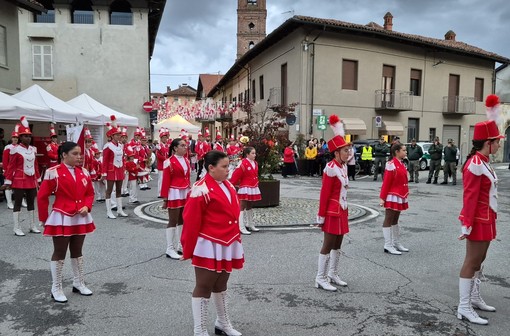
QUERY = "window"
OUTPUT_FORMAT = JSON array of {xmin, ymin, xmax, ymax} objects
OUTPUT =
[
  {"xmin": 252, "ymin": 79, "xmax": 256, "ymax": 102},
  {"xmin": 474, "ymin": 78, "xmax": 484, "ymax": 102},
  {"xmin": 249, "ymin": 41, "xmax": 254, "ymax": 49},
  {"xmin": 429, "ymin": 128, "xmax": 436, "ymax": 142},
  {"xmin": 34, "ymin": 0, "xmax": 55, "ymax": 23},
  {"xmin": 32, "ymin": 45, "xmax": 53, "ymax": 79},
  {"xmin": 110, "ymin": 0, "xmax": 133, "ymax": 25},
  {"xmin": 408, "ymin": 118, "xmax": 419, "ymax": 142},
  {"xmin": 247, "ymin": 0, "xmax": 257, "ymax": 4},
  {"xmin": 0, "ymin": 26, "xmax": 6, "ymax": 67},
  {"xmin": 248, "ymin": 22, "xmax": 255, "ymax": 30},
  {"xmin": 72, "ymin": 0, "xmax": 94, "ymax": 24},
  {"xmin": 342, "ymin": 60, "xmax": 358, "ymax": 90},
  {"xmin": 281, "ymin": 63, "xmax": 287, "ymax": 106},
  {"xmin": 259, "ymin": 75, "xmax": 264, "ymax": 100},
  {"xmin": 410, "ymin": 69, "xmax": 422, "ymax": 96}
]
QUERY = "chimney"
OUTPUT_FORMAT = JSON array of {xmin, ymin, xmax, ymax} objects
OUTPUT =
[
  {"xmin": 166, "ymin": 86, "xmax": 171, "ymax": 92},
  {"xmin": 383, "ymin": 12, "xmax": 393, "ymax": 31},
  {"xmin": 445, "ymin": 30, "xmax": 456, "ymax": 41}
]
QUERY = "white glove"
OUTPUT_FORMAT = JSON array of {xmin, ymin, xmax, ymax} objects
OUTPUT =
[
  {"xmin": 316, "ymin": 215, "xmax": 325, "ymax": 225},
  {"xmin": 461, "ymin": 225, "xmax": 472, "ymax": 236}
]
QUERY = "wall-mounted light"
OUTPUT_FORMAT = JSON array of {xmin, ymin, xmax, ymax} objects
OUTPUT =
[{"xmin": 432, "ymin": 60, "xmax": 445, "ymax": 67}]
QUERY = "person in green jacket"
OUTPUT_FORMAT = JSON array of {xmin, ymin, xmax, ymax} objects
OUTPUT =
[
  {"xmin": 407, "ymin": 139, "xmax": 423, "ymax": 183},
  {"xmin": 441, "ymin": 139, "xmax": 458, "ymax": 185},
  {"xmin": 426, "ymin": 137, "xmax": 443, "ymax": 184},
  {"xmin": 373, "ymin": 137, "xmax": 389, "ymax": 181}
]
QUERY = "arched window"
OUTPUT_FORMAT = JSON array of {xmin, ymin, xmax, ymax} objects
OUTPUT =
[
  {"xmin": 34, "ymin": 0, "xmax": 55, "ymax": 23},
  {"xmin": 71, "ymin": 0, "xmax": 94, "ymax": 24},
  {"xmin": 110, "ymin": 0, "xmax": 133, "ymax": 25},
  {"xmin": 247, "ymin": 0, "xmax": 257, "ymax": 5},
  {"xmin": 248, "ymin": 22, "xmax": 255, "ymax": 30},
  {"xmin": 249, "ymin": 41, "xmax": 255, "ymax": 49}
]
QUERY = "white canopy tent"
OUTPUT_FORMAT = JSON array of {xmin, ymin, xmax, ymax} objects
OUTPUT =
[
  {"xmin": 154, "ymin": 115, "xmax": 201, "ymax": 139},
  {"xmin": 13, "ymin": 85, "xmax": 104, "ymax": 125},
  {"xmin": 67, "ymin": 93, "xmax": 139, "ymax": 127},
  {"xmin": 0, "ymin": 91, "xmax": 52, "ymax": 121}
]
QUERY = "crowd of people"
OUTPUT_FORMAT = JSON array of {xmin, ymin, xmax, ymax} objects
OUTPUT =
[{"xmin": 0, "ymin": 93, "xmax": 505, "ymax": 334}]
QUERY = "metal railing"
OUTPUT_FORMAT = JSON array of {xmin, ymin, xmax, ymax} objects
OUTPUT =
[
  {"xmin": 35, "ymin": 10, "xmax": 55, "ymax": 23},
  {"xmin": 442, "ymin": 96, "xmax": 475, "ymax": 114},
  {"xmin": 73, "ymin": 11, "xmax": 94, "ymax": 24},
  {"xmin": 268, "ymin": 87, "xmax": 288, "ymax": 108},
  {"xmin": 375, "ymin": 90, "xmax": 413, "ymax": 110},
  {"xmin": 110, "ymin": 12, "xmax": 133, "ymax": 25}
]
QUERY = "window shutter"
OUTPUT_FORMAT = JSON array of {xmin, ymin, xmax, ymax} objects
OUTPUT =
[
  {"xmin": 0, "ymin": 26, "xmax": 7, "ymax": 66},
  {"xmin": 33, "ymin": 45, "xmax": 42, "ymax": 78},
  {"xmin": 43, "ymin": 45, "xmax": 53, "ymax": 78}
]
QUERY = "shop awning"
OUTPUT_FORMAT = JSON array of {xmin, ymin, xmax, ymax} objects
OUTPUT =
[
  {"xmin": 342, "ymin": 118, "xmax": 367, "ymax": 135},
  {"xmin": 381, "ymin": 121, "xmax": 404, "ymax": 135}
]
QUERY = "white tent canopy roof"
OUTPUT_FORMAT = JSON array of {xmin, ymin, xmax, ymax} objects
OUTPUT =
[
  {"xmin": 0, "ymin": 91, "xmax": 52, "ymax": 121},
  {"xmin": 154, "ymin": 115, "xmax": 201, "ymax": 139},
  {"xmin": 67, "ymin": 94, "xmax": 139, "ymax": 127},
  {"xmin": 13, "ymin": 85, "xmax": 104, "ymax": 125}
]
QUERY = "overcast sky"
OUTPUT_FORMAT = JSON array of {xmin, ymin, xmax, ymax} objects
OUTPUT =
[{"xmin": 150, "ymin": 0, "xmax": 510, "ymax": 94}]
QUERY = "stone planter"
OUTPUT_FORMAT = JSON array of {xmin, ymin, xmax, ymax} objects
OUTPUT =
[{"xmin": 253, "ymin": 179, "xmax": 280, "ymax": 208}]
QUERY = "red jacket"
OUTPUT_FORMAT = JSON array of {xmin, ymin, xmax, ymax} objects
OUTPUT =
[
  {"xmin": 2, "ymin": 144, "xmax": 16, "ymax": 177},
  {"xmin": 196, "ymin": 141, "xmax": 211, "ymax": 160},
  {"xmin": 213, "ymin": 142, "xmax": 225, "ymax": 153},
  {"xmin": 459, "ymin": 152, "xmax": 497, "ymax": 229},
  {"xmin": 46, "ymin": 142, "xmax": 59, "ymax": 167},
  {"xmin": 5, "ymin": 144, "xmax": 40, "ymax": 189},
  {"xmin": 156, "ymin": 142, "xmax": 169, "ymax": 170},
  {"xmin": 101, "ymin": 141, "xmax": 125, "ymax": 179},
  {"xmin": 379, "ymin": 158, "xmax": 409, "ymax": 200},
  {"xmin": 181, "ymin": 174, "xmax": 241, "ymax": 259},
  {"xmin": 283, "ymin": 147, "xmax": 295, "ymax": 163},
  {"xmin": 160, "ymin": 155, "xmax": 191, "ymax": 197},
  {"xmin": 37, "ymin": 164, "xmax": 94, "ymax": 222},
  {"xmin": 317, "ymin": 160, "xmax": 349, "ymax": 220},
  {"xmin": 125, "ymin": 161, "xmax": 140, "ymax": 181},
  {"xmin": 226, "ymin": 145, "xmax": 241, "ymax": 157},
  {"xmin": 230, "ymin": 158, "xmax": 259, "ymax": 188}
]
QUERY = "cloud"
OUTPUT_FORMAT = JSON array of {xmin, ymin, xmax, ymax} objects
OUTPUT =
[{"xmin": 150, "ymin": 0, "xmax": 510, "ymax": 93}]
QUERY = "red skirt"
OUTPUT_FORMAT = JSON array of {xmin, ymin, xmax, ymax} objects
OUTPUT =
[
  {"xmin": 105, "ymin": 166, "xmax": 125, "ymax": 181},
  {"xmin": 237, "ymin": 186, "xmax": 261, "ymax": 201},
  {"xmin": 322, "ymin": 213, "xmax": 349, "ymax": 235},
  {"xmin": 43, "ymin": 211, "xmax": 96, "ymax": 237},
  {"xmin": 467, "ymin": 212, "xmax": 497, "ymax": 241},
  {"xmin": 384, "ymin": 194, "xmax": 409, "ymax": 211},
  {"xmin": 191, "ymin": 237, "xmax": 244, "ymax": 273}
]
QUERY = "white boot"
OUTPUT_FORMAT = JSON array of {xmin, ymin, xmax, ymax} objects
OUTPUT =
[
  {"xmin": 116, "ymin": 198, "xmax": 128, "ymax": 217},
  {"xmin": 175, "ymin": 224, "xmax": 183, "ymax": 254},
  {"xmin": 21, "ymin": 198, "xmax": 27, "ymax": 208},
  {"xmin": 391, "ymin": 225, "xmax": 408, "ymax": 252},
  {"xmin": 327, "ymin": 249, "xmax": 347, "ymax": 286},
  {"xmin": 238, "ymin": 211, "xmax": 250, "ymax": 235},
  {"xmin": 471, "ymin": 268, "xmax": 496, "ymax": 312},
  {"xmin": 245, "ymin": 209, "xmax": 259, "ymax": 232},
  {"xmin": 71, "ymin": 257, "xmax": 93, "ymax": 296},
  {"xmin": 165, "ymin": 228, "xmax": 181, "ymax": 260},
  {"xmin": 212, "ymin": 291, "xmax": 242, "ymax": 336},
  {"xmin": 13, "ymin": 212, "xmax": 25, "ymax": 236},
  {"xmin": 383, "ymin": 227, "xmax": 401, "ymax": 255},
  {"xmin": 192, "ymin": 297, "xmax": 210, "ymax": 336},
  {"xmin": 105, "ymin": 199, "xmax": 116, "ymax": 219},
  {"xmin": 5, "ymin": 189, "xmax": 14, "ymax": 209},
  {"xmin": 50, "ymin": 260, "xmax": 68, "ymax": 303},
  {"xmin": 457, "ymin": 277, "xmax": 488, "ymax": 324},
  {"xmin": 315, "ymin": 254, "xmax": 337, "ymax": 291},
  {"xmin": 28, "ymin": 210, "xmax": 41, "ymax": 233}
]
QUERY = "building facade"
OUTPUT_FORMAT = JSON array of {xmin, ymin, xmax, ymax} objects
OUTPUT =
[
  {"xmin": 210, "ymin": 13, "xmax": 509, "ymax": 162},
  {"xmin": 15, "ymin": 0, "xmax": 165, "ymax": 127}
]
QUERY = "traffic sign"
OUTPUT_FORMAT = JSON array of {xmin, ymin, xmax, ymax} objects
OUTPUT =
[
  {"xmin": 375, "ymin": 115, "xmax": 382, "ymax": 128},
  {"xmin": 317, "ymin": 115, "xmax": 327, "ymax": 130},
  {"xmin": 143, "ymin": 101, "xmax": 153, "ymax": 112}
]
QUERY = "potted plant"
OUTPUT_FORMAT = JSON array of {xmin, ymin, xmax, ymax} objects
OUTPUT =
[{"xmin": 235, "ymin": 101, "xmax": 297, "ymax": 207}]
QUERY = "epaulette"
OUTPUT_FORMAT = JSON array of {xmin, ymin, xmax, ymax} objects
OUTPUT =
[
  {"xmin": 324, "ymin": 161, "xmax": 338, "ymax": 177},
  {"xmin": 163, "ymin": 158, "xmax": 172, "ymax": 170},
  {"xmin": 385, "ymin": 160, "xmax": 396, "ymax": 171},
  {"xmin": 44, "ymin": 165, "xmax": 60, "ymax": 180},
  {"xmin": 189, "ymin": 179, "xmax": 210, "ymax": 198},
  {"xmin": 80, "ymin": 167, "xmax": 90, "ymax": 177},
  {"xmin": 467, "ymin": 155, "xmax": 483, "ymax": 176}
]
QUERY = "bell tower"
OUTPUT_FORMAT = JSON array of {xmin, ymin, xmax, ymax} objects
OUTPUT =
[{"xmin": 237, "ymin": 0, "xmax": 267, "ymax": 60}]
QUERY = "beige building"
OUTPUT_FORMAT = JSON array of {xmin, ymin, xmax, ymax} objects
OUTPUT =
[
  {"xmin": 14, "ymin": 0, "xmax": 165, "ymax": 127},
  {"xmin": 209, "ymin": 12, "xmax": 509, "ymax": 162}
]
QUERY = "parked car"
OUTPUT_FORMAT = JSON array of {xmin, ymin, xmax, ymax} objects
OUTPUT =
[{"xmin": 403, "ymin": 142, "xmax": 445, "ymax": 170}]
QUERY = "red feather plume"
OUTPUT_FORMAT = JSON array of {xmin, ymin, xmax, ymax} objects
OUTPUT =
[
  {"xmin": 485, "ymin": 94, "xmax": 500, "ymax": 108},
  {"xmin": 329, "ymin": 115, "xmax": 340, "ymax": 126}
]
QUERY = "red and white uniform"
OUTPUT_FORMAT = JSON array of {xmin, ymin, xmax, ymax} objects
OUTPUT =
[
  {"xmin": 213, "ymin": 142, "xmax": 225, "ymax": 152},
  {"xmin": 37, "ymin": 164, "xmax": 96, "ymax": 236},
  {"xmin": 317, "ymin": 159, "xmax": 349, "ymax": 235},
  {"xmin": 4, "ymin": 144, "xmax": 40, "ymax": 189},
  {"xmin": 46, "ymin": 142, "xmax": 59, "ymax": 168},
  {"xmin": 83, "ymin": 147, "xmax": 94, "ymax": 173},
  {"xmin": 2, "ymin": 143, "xmax": 17, "ymax": 177},
  {"xmin": 102, "ymin": 141, "xmax": 125, "ymax": 180},
  {"xmin": 379, "ymin": 158, "xmax": 409, "ymax": 211},
  {"xmin": 182, "ymin": 173, "xmax": 244, "ymax": 273},
  {"xmin": 156, "ymin": 141, "xmax": 170, "ymax": 171},
  {"xmin": 196, "ymin": 141, "xmax": 211, "ymax": 161},
  {"xmin": 230, "ymin": 158, "xmax": 261, "ymax": 202},
  {"xmin": 160, "ymin": 155, "xmax": 191, "ymax": 208},
  {"xmin": 89, "ymin": 155, "xmax": 101, "ymax": 181},
  {"xmin": 125, "ymin": 161, "xmax": 141, "ymax": 181},
  {"xmin": 458, "ymin": 152, "xmax": 498, "ymax": 241},
  {"xmin": 137, "ymin": 144, "xmax": 151, "ymax": 184}
]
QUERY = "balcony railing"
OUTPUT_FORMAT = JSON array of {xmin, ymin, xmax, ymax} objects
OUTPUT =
[
  {"xmin": 110, "ymin": 12, "xmax": 133, "ymax": 25},
  {"xmin": 442, "ymin": 96, "xmax": 475, "ymax": 115},
  {"xmin": 375, "ymin": 90, "xmax": 413, "ymax": 111},
  {"xmin": 35, "ymin": 10, "xmax": 55, "ymax": 23},
  {"xmin": 216, "ymin": 112, "xmax": 233, "ymax": 121},
  {"xmin": 268, "ymin": 87, "xmax": 287, "ymax": 109},
  {"xmin": 73, "ymin": 11, "xmax": 94, "ymax": 24}
]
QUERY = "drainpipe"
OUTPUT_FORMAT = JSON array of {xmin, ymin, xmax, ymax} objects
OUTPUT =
[{"xmin": 309, "ymin": 42, "xmax": 315, "ymax": 136}]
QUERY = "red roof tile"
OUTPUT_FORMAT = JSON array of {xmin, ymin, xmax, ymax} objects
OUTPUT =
[
  {"xmin": 198, "ymin": 74, "xmax": 223, "ymax": 97},
  {"xmin": 165, "ymin": 85, "xmax": 197, "ymax": 97}
]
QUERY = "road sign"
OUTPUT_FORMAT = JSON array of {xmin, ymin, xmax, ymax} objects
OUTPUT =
[
  {"xmin": 375, "ymin": 115, "xmax": 382, "ymax": 128},
  {"xmin": 317, "ymin": 115, "xmax": 327, "ymax": 130},
  {"xmin": 286, "ymin": 113, "xmax": 296, "ymax": 126},
  {"xmin": 143, "ymin": 101, "xmax": 153, "ymax": 112},
  {"xmin": 313, "ymin": 109, "xmax": 323, "ymax": 116}
]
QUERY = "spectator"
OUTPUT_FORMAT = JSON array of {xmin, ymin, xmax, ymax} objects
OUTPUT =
[
  {"xmin": 441, "ymin": 138, "xmax": 458, "ymax": 185},
  {"xmin": 360, "ymin": 143, "xmax": 373, "ymax": 175},
  {"xmin": 282, "ymin": 141, "xmax": 297, "ymax": 178},
  {"xmin": 426, "ymin": 137, "xmax": 443, "ymax": 184},
  {"xmin": 407, "ymin": 139, "xmax": 423, "ymax": 183},
  {"xmin": 373, "ymin": 137, "xmax": 389, "ymax": 181},
  {"xmin": 305, "ymin": 141, "xmax": 317, "ymax": 176}
]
